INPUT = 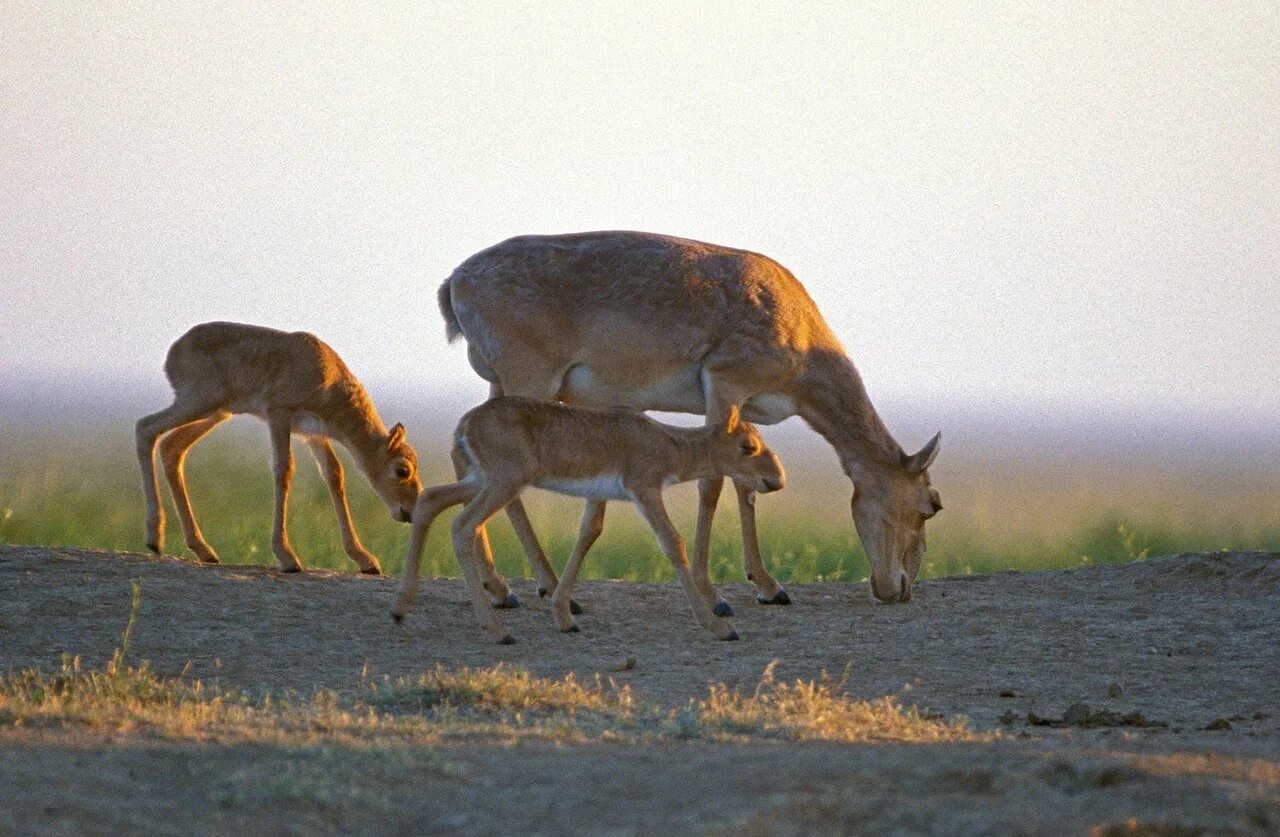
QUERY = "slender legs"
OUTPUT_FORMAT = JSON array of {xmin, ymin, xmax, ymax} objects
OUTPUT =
[
  {"xmin": 634, "ymin": 490, "xmax": 738, "ymax": 640},
  {"xmin": 692, "ymin": 374, "xmax": 790, "ymax": 608},
  {"xmin": 689, "ymin": 477, "xmax": 789, "ymax": 609},
  {"xmin": 140, "ymin": 401, "xmax": 395, "ymax": 576},
  {"xmin": 267, "ymin": 408, "xmax": 302, "ymax": 572},
  {"xmin": 505, "ymin": 501, "xmax": 560, "ymax": 599},
  {"xmin": 451, "ymin": 483, "xmax": 525, "ymax": 643},
  {"xmin": 307, "ymin": 438, "xmax": 381, "ymax": 574},
  {"xmin": 736, "ymin": 482, "xmax": 789, "ymax": 604},
  {"xmin": 393, "ymin": 478, "xmax": 479, "ymax": 620},
  {"xmin": 691, "ymin": 481, "xmax": 778, "ymax": 614},
  {"xmin": 158, "ymin": 412, "xmax": 230, "ymax": 563},
  {"xmin": 692, "ymin": 476, "xmax": 734, "ymax": 615},
  {"xmin": 450, "ymin": 444, "xmax": 519, "ymax": 607},
  {"xmin": 136, "ymin": 398, "xmax": 225, "ymax": 557},
  {"xmin": 550, "ymin": 500, "xmax": 606, "ymax": 632},
  {"xmin": 463, "ymin": 382, "xmax": 566, "ymax": 608}
]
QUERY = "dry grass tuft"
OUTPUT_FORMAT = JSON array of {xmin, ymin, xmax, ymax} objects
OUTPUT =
[
  {"xmin": 696, "ymin": 661, "xmax": 986, "ymax": 744},
  {"xmin": 369, "ymin": 664, "xmax": 638, "ymax": 717}
]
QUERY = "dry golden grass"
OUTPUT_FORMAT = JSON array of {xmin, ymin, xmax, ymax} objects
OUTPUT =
[
  {"xmin": 696, "ymin": 661, "xmax": 983, "ymax": 744},
  {"xmin": 1, "ymin": 587, "xmax": 981, "ymax": 747},
  {"xmin": 1, "ymin": 655, "xmax": 983, "ymax": 747}
]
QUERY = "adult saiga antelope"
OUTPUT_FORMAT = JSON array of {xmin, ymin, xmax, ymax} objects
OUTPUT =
[
  {"xmin": 394, "ymin": 397, "xmax": 785, "ymax": 643},
  {"xmin": 438, "ymin": 231, "xmax": 941, "ymax": 607},
  {"xmin": 136, "ymin": 322, "xmax": 422, "ymax": 574}
]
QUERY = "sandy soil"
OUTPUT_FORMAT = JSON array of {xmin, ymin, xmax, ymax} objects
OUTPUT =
[{"xmin": 2, "ymin": 545, "xmax": 1278, "ymax": 835}]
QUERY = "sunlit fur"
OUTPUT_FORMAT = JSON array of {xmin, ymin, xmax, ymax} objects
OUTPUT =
[
  {"xmin": 135, "ymin": 322, "xmax": 421, "ymax": 574},
  {"xmin": 439, "ymin": 231, "xmax": 941, "ymax": 605},
  {"xmin": 394, "ymin": 397, "xmax": 785, "ymax": 643}
]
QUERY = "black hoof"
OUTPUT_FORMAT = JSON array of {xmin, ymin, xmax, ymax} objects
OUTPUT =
[
  {"xmin": 360, "ymin": 566, "xmax": 381, "ymax": 576},
  {"xmin": 498, "ymin": 634, "xmax": 517, "ymax": 645},
  {"xmin": 563, "ymin": 624, "xmax": 581, "ymax": 633},
  {"xmin": 280, "ymin": 565, "xmax": 302, "ymax": 574},
  {"xmin": 757, "ymin": 588, "xmax": 791, "ymax": 606},
  {"xmin": 569, "ymin": 599, "xmax": 584, "ymax": 616},
  {"xmin": 724, "ymin": 630, "xmax": 740, "ymax": 641},
  {"xmin": 537, "ymin": 587, "xmax": 549, "ymax": 598},
  {"xmin": 712, "ymin": 600, "xmax": 735, "ymax": 618},
  {"xmin": 392, "ymin": 612, "xmax": 404, "ymax": 624},
  {"xmin": 146, "ymin": 542, "xmax": 160, "ymax": 555},
  {"xmin": 492, "ymin": 593, "xmax": 521, "ymax": 609}
]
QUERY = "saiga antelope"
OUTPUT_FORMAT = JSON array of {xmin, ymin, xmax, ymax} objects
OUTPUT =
[
  {"xmin": 438, "ymin": 231, "xmax": 942, "ymax": 608},
  {"xmin": 393, "ymin": 397, "xmax": 785, "ymax": 643},
  {"xmin": 136, "ymin": 322, "xmax": 422, "ymax": 574}
]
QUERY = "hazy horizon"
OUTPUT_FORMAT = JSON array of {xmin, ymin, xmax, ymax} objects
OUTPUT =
[
  {"xmin": 3, "ymin": 4, "xmax": 1278, "ymax": 426},
  {"xmin": 5, "ymin": 372, "xmax": 1279, "ymax": 475}
]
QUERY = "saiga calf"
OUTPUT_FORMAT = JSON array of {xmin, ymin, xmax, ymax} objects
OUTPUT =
[
  {"xmin": 136, "ymin": 322, "xmax": 422, "ymax": 573},
  {"xmin": 394, "ymin": 397, "xmax": 785, "ymax": 643}
]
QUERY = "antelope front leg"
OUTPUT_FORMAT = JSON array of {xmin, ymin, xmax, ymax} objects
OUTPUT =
[
  {"xmin": 451, "ymin": 444, "xmax": 517, "ymax": 608},
  {"xmin": 692, "ymin": 476, "xmax": 734, "ymax": 617},
  {"xmin": 634, "ymin": 490, "xmax": 738, "ymax": 641},
  {"xmin": 393, "ymin": 479, "xmax": 479, "ymax": 621},
  {"xmin": 267, "ymin": 409, "xmax": 303, "ymax": 573},
  {"xmin": 451, "ymin": 484, "xmax": 523, "ymax": 643},
  {"xmin": 308, "ymin": 438, "xmax": 380, "ymax": 574},
  {"xmin": 736, "ymin": 482, "xmax": 789, "ymax": 604},
  {"xmin": 550, "ymin": 500, "xmax": 605, "ymax": 632}
]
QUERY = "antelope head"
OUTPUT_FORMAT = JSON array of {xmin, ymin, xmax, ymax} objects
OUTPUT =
[
  {"xmin": 851, "ymin": 432, "xmax": 942, "ymax": 604},
  {"xmin": 366, "ymin": 423, "xmax": 422, "ymax": 522},
  {"xmin": 714, "ymin": 406, "xmax": 787, "ymax": 495}
]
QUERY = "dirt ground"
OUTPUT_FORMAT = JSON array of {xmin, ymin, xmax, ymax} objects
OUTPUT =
[{"xmin": 2, "ymin": 545, "xmax": 1278, "ymax": 835}]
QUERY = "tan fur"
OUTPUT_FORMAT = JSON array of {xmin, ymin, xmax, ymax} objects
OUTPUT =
[
  {"xmin": 439, "ymin": 231, "xmax": 942, "ymax": 604},
  {"xmin": 136, "ymin": 322, "xmax": 422, "ymax": 573},
  {"xmin": 394, "ymin": 397, "xmax": 785, "ymax": 643}
]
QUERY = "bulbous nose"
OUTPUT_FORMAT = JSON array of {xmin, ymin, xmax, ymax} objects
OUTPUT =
[
  {"xmin": 395, "ymin": 506, "xmax": 412, "ymax": 523},
  {"xmin": 870, "ymin": 572, "xmax": 911, "ymax": 604},
  {"xmin": 761, "ymin": 475, "xmax": 784, "ymax": 493}
]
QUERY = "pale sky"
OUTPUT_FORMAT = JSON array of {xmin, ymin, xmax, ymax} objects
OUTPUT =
[{"xmin": 3, "ymin": 3, "xmax": 1278, "ymax": 421}]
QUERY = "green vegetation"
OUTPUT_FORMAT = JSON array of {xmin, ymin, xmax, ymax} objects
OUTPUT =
[{"xmin": 2, "ymin": 423, "xmax": 1277, "ymax": 583}]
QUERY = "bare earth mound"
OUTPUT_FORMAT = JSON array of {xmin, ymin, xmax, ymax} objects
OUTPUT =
[{"xmin": 2, "ymin": 546, "xmax": 1278, "ymax": 834}]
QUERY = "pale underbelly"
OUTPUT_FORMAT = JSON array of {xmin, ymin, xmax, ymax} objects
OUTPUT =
[
  {"xmin": 230, "ymin": 400, "xmax": 330, "ymax": 438},
  {"xmin": 558, "ymin": 363, "xmax": 797, "ymax": 425},
  {"xmin": 533, "ymin": 475, "xmax": 632, "ymax": 501}
]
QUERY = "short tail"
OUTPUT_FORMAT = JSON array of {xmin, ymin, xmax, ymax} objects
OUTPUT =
[{"xmin": 437, "ymin": 279, "xmax": 462, "ymax": 343}]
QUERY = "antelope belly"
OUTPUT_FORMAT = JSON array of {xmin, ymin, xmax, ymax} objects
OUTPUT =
[
  {"xmin": 534, "ymin": 475, "xmax": 631, "ymax": 500},
  {"xmin": 560, "ymin": 363, "xmax": 705, "ymax": 413}
]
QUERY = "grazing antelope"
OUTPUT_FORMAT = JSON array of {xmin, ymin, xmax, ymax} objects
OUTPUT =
[
  {"xmin": 438, "ymin": 231, "xmax": 942, "ymax": 608},
  {"xmin": 393, "ymin": 397, "xmax": 785, "ymax": 643},
  {"xmin": 136, "ymin": 322, "xmax": 422, "ymax": 574}
]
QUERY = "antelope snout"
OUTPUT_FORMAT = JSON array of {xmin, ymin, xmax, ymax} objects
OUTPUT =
[
  {"xmin": 394, "ymin": 506, "xmax": 412, "ymax": 523},
  {"xmin": 761, "ymin": 476, "xmax": 785, "ymax": 493},
  {"xmin": 870, "ymin": 571, "xmax": 912, "ymax": 604}
]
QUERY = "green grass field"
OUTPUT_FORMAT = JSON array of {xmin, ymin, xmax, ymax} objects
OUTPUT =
[{"xmin": 2, "ymin": 417, "xmax": 1277, "ymax": 584}]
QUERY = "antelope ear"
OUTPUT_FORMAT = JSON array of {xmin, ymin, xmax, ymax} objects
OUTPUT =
[
  {"xmin": 387, "ymin": 423, "xmax": 406, "ymax": 450},
  {"xmin": 903, "ymin": 431, "xmax": 941, "ymax": 475},
  {"xmin": 722, "ymin": 405, "xmax": 741, "ymax": 435}
]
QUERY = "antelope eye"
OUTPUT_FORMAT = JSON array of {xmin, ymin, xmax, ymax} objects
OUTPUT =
[
  {"xmin": 394, "ymin": 464, "xmax": 412, "ymax": 480},
  {"xmin": 740, "ymin": 440, "xmax": 759, "ymax": 455}
]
